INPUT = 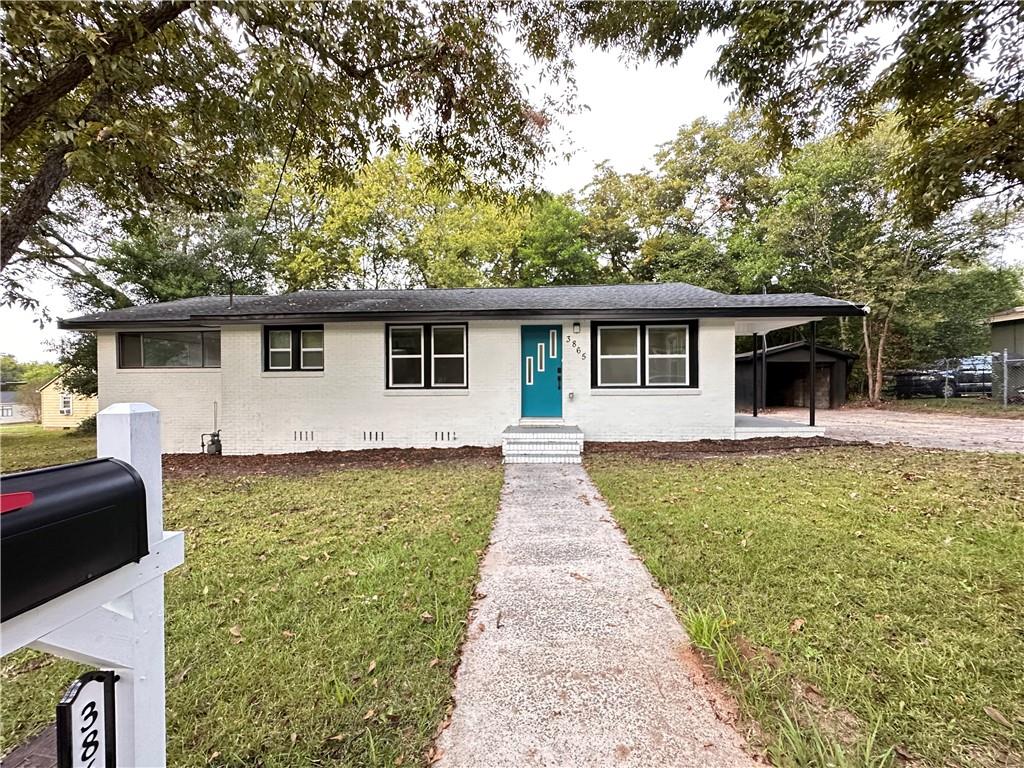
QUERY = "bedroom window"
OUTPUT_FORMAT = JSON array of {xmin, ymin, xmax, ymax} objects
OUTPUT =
[
  {"xmin": 646, "ymin": 326, "xmax": 688, "ymax": 385},
  {"xmin": 263, "ymin": 325, "xmax": 325, "ymax": 371},
  {"xmin": 118, "ymin": 331, "xmax": 221, "ymax": 368},
  {"xmin": 387, "ymin": 323, "xmax": 469, "ymax": 389},
  {"xmin": 431, "ymin": 326, "xmax": 467, "ymax": 387},
  {"xmin": 592, "ymin": 321, "xmax": 698, "ymax": 389},
  {"xmin": 597, "ymin": 326, "xmax": 640, "ymax": 386},
  {"xmin": 389, "ymin": 326, "xmax": 424, "ymax": 387},
  {"xmin": 59, "ymin": 392, "xmax": 73, "ymax": 415}
]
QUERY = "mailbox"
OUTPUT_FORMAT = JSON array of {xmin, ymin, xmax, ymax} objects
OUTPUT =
[{"xmin": 1, "ymin": 458, "xmax": 148, "ymax": 622}]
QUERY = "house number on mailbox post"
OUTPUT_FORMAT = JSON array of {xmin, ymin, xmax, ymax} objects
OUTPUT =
[{"xmin": 57, "ymin": 671, "xmax": 117, "ymax": 768}]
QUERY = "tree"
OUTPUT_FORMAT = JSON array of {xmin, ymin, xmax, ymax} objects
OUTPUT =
[
  {"xmin": 757, "ymin": 125, "xmax": 1012, "ymax": 400},
  {"xmin": 0, "ymin": 354, "xmax": 26, "ymax": 384},
  {"xmin": 511, "ymin": 195, "xmax": 600, "ymax": 286},
  {"xmin": 1, "ymin": 0, "xmax": 594, "ymax": 299},
  {"xmin": 583, "ymin": 1, "xmax": 1024, "ymax": 224}
]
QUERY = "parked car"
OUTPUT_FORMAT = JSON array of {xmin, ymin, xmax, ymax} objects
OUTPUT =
[{"xmin": 891, "ymin": 356, "xmax": 992, "ymax": 398}]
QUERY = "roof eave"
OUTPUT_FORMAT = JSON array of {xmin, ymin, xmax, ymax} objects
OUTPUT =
[{"xmin": 59, "ymin": 303, "xmax": 866, "ymax": 330}]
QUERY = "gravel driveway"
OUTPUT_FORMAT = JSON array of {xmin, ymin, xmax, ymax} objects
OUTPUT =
[{"xmin": 771, "ymin": 407, "xmax": 1023, "ymax": 453}]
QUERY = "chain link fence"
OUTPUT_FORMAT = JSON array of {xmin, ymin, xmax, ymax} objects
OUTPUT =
[{"xmin": 992, "ymin": 351, "xmax": 1024, "ymax": 406}]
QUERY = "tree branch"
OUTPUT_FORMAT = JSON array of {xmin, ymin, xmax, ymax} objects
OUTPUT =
[{"xmin": 1, "ymin": 0, "xmax": 193, "ymax": 145}]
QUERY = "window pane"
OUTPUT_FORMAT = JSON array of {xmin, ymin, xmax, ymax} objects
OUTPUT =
[
  {"xmin": 432, "ymin": 327, "xmax": 464, "ymax": 355},
  {"xmin": 269, "ymin": 350, "xmax": 291, "ymax": 369},
  {"xmin": 269, "ymin": 329, "xmax": 291, "ymax": 350},
  {"xmin": 143, "ymin": 332, "xmax": 203, "ymax": 367},
  {"xmin": 648, "ymin": 357, "xmax": 687, "ymax": 384},
  {"xmin": 119, "ymin": 334, "xmax": 142, "ymax": 367},
  {"xmin": 301, "ymin": 330, "xmax": 323, "ymax": 350},
  {"xmin": 648, "ymin": 327, "xmax": 687, "ymax": 356},
  {"xmin": 203, "ymin": 332, "xmax": 221, "ymax": 367},
  {"xmin": 391, "ymin": 357, "xmax": 422, "ymax": 385},
  {"xmin": 301, "ymin": 350, "xmax": 324, "ymax": 369},
  {"xmin": 600, "ymin": 358, "xmax": 639, "ymax": 385},
  {"xmin": 599, "ymin": 327, "xmax": 638, "ymax": 356},
  {"xmin": 390, "ymin": 327, "xmax": 422, "ymax": 355},
  {"xmin": 433, "ymin": 357, "xmax": 465, "ymax": 386}
]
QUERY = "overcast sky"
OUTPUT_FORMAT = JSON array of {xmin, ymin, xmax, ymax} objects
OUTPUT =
[{"xmin": 1, "ymin": 37, "xmax": 1019, "ymax": 361}]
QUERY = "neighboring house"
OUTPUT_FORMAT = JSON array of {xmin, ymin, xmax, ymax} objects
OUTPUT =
[
  {"xmin": 989, "ymin": 306, "xmax": 1024, "ymax": 356},
  {"xmin": 0, "ymin": 386, "xmax": 35, "ymax": 424},
  {"xmin": 38, "ymin": 375, "xmax": 98, "ymax": 430},
  {"xmin": 736, "ymin": 341, "xmax": 857, "ymax": 411},
  {"xmin": 59, "ymin": 283, "xmax": 865, "ymax": 458}
]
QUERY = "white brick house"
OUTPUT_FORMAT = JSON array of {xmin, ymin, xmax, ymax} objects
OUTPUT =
[{"xmin": 60, "ymin": 283, "xmax": 864, "ymax": 459}]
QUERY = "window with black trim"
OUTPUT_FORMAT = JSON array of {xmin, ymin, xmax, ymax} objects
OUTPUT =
[
  {"xmin": 591, "ymin": 321, "xmax": 698, "ymax": 388},
  {"xmin": 387, "ymin": 323, "xmax": 468, "ymax": 388},
  {"xmin": 262, "ymin": 325, "xmax": 325, "ymax": 371},
  {"xmin": 118, "ymin": 331, "xmax": 221, "ymax": 368}
]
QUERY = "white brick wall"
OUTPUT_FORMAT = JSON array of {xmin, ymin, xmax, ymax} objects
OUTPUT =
[
  {"xmin": 97, "ymin": 317, "xmax": 737, "ymax": 455},
  {"xmin": 97, "ymin": 332, "xmax": 223, "ymax": 453}
]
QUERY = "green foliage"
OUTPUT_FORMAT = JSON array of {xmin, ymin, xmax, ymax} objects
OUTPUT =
[
  {"xmin": 705, "ymin": 2, "xmax": 1024, "ymax": 223},
  {"xmin": 72, "ymin": 413, "xmax": 96, "ymax": 436},
  {"xmin": 512, "ymin": 195, "xmax": 599, "ymax": 286},
  {"xmin": 0, "ymin": 353, "xmax": 25, "ymax": 383}
]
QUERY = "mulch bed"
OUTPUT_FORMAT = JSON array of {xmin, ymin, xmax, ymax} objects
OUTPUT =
[
  {"xmin": 161, "ymin": 437, "xmax": 867, "ymax": 478},
  {"xmin": 586, "ymin": 436, "xmax": 866, "ymax": 459},
  {"xmin": 163, "ymin": 446, "xmax": 502, "ymax": 478}
]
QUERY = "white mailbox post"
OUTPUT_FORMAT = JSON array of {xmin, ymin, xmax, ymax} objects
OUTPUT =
[{"xmin": 1, "ymin": 403, "xmax": 184, "ymax": 767}]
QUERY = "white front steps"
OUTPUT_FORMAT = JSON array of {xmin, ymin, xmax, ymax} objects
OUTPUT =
[{"xmin": 502, "ymin": 425, "xmax": 584, "ymax": 464}]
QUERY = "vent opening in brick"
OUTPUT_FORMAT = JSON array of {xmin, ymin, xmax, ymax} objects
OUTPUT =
[
  {"xmin": 363, "ymin": 431, "xmax": 385, "ymax": 442},
  {"xmin": 434, "ymin": 431, "xmax": 458, "ymax": 441},
  {"xmin": 293, "ymin": 430, "xmax": 315, "ymax": 441}
]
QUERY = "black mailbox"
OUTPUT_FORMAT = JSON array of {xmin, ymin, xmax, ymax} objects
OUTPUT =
[{"xmin": 1, "ymin": 458, "xmax": 148, "ymax": 622}]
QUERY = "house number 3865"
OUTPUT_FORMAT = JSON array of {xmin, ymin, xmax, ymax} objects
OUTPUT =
[{"xmin": 565, "ymin": 336, "xmax": 587, "ymax": 360}]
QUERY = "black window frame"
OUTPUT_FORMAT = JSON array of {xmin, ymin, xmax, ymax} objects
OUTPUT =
[
  {"xmin": 590, "ymin": 320, "xmax": 699, "ymax": 389},
  {"xmin": 117, "ymin": 330, "xmax": 221, "ymax": 369},
  {"xmin": 262, "ymin": 325, "xmax": 325, "ymax": 372},
  {"xmin": 385, "ymin": 322, "xmax": 469, "ymax": 389}
]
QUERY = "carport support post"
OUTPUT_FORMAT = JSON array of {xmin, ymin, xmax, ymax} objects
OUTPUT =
[
  {"xmin": 751, "ymin": 333, "xmax": 759, "ymax": 417},
  {"xmin": 97, "ymin": 403, "xmax": 168, "ymax": 768},
  {"xmin": 809, "ymin": 322, "xmax": 817, "ymax": 427}
]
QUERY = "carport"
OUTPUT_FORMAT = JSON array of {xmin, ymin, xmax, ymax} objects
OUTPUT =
[{"xmin": 736, "ymin": 340, "xmax": 857, "ymax": 412}]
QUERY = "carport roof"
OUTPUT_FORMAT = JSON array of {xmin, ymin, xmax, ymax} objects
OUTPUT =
[
  {"xmin": 736, "ymin": 340, "xmax": 859, "ymax": 362},
  {"xmin": 59, "ymin": 282, "xmax": 866, "ymax": 329}
]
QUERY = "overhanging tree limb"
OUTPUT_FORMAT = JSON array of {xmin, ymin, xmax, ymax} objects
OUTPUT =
[{"xmin": 1, "ymin": 0, "xmax": 193, "ymax": 146}]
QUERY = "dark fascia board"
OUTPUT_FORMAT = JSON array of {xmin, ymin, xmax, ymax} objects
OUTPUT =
[
  {"xmin": 736, "ymin": 341, "xmax": 859, "ymax": 361},
  {"xmin": 59, "ymin": 303, "xmax": 866, "ymax": 330}
]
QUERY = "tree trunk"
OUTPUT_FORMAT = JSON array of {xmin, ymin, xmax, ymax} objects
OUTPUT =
[
  {"xmin": 1, "ymin": 1, "xmax": 193, "ymax": 146},
  {"xmin": 862, "ymin": 315, "xmax": 875, "ymax": 402},
  {"xmin": 1, "ymin": 140, "xmax": 73, "ymax": 270},
  {"xmin": 871, "ymin": 311, "xmax": 893, "ymax": 402}
]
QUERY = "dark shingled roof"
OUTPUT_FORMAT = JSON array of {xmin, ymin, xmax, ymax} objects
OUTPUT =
[{"xmin": 59, "ymin": 283, "xmax": 865, "ymax": 329}]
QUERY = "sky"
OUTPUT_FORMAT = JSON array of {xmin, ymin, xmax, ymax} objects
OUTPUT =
[{"xmin": 1, "ymin": 36, "xmax": 1019, "ymax": 361}]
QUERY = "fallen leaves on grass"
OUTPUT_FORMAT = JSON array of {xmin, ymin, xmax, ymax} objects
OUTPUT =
[
  {"xmin": 420, "ymin": 611, "xmax": 435, "ymax": 623},
  {"xmin": 788, "ymin": 617, "xmax": 806, "ymax": 633},
  {"xmin": 228, "ymin": 625, "xmax": 243, "ymax": 643},
  {"xmin": 984, "ymin": 705, "xmax": 1012, "ymax": 728}
]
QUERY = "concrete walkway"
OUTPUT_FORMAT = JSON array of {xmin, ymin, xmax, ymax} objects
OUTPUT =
[{"xmin": 435, "ymin": 464, "xmax": 758, "ymax": 768}]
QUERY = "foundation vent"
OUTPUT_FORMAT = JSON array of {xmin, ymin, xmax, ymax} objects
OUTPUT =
[
  {"xmin": 293, "ymin": 430, "xmax": 315, "ymax": 442},
  {"xmin": 363, "ymin": 431, "xmax": 385, "ymax": 442},
  {"xmin": 434, "ymin": 431, "xmax": 458, "ymax": 442}
]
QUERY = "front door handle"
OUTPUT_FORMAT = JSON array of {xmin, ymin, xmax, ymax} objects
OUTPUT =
[{"xmin": 557, "ymin": 366, "xmax": 562, "ymax": 390}]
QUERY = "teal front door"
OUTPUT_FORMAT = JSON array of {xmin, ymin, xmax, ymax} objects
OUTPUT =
[{"xmin": 521, "ymin": 325, "xmax": 562, "ymax": 418}]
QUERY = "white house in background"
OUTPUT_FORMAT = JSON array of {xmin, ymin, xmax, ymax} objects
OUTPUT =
[
  {"xmin": 0, "ymin": 387, "xmax": 34, "ymax": 424},
  {"xmin": 59, "ymin": 283, "xmax": 865, "ymax": 460}
]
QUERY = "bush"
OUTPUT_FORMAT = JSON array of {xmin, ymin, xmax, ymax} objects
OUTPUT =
[{"xmin": 72, "ymin": 414, "xmax": 96, "ymax": 436}]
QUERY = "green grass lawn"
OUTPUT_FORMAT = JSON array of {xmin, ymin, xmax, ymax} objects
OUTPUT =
[
  {"xmin": 0, "ymin": 423, "xmax": 95, "ymax": 472},
  {"xmin": 1, "ymin": 460, "xmax": 502, "ymax": 766},
  {"xmin": 589, "ymin": 448, "xmax": 1024, "ymax": 768},
  {"xmin": 856, "ymin": 397, "xmax": 1024, "ymax": 419}
]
